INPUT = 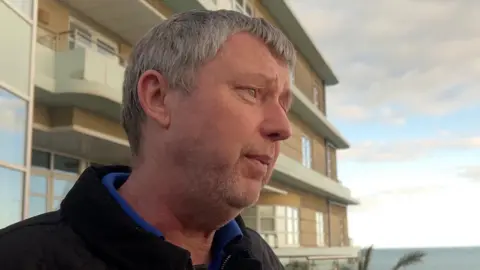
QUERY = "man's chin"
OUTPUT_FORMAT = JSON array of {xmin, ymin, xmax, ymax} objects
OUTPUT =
[{"xmin": 225, "ymin": 189, "xmax": 261, "ymax": 209}]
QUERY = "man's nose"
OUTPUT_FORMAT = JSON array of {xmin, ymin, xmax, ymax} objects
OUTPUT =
[{"xmin": 260, "ymin": 104, "xmax": 292, "ymax": 142}]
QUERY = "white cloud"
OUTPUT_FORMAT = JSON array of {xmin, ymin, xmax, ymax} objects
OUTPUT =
[
  {"xmin": 288, "ymin": 0, "xmax": 480, "ymax": 122},
  {"xmin": 458, "ymin": 166, "xmax": 480, "ymax": 181},
  {"xmin": 339, "ymin": 136, "xmax": 480, "ymax": 162},
  {"xmin": 348, "ymin": 181, "xmax": 480, "ymax": 248},
  {"xmin": 0, "ymin": 96, "xmax": 27, "ymax": 132}
]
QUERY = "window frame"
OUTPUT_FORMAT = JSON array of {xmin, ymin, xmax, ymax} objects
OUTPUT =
[
  {"xmin": 301, "ymin": 135, "xmax": 312, "ymax": 168},
  {"xmin": 316, "ymin": 211, "xmax": 325, "ymax": 246},
  {"xmin": 68, "ymin": 17, "xmax": 119, "ymax": 58},
  {"xmin": 313, "ymin": 86, "xmax": 319, "ymax": 106},
  {"xmin": 326, "ymin": 141, "xmax": 335, "ymax": 178},
  {"xmin": 4, "ymin": 0, "xmax": 34, "ymax": 20},
  {"xmin": 28, "ymin": 149, "xmax": 95, "ymax": 217},
  {"xmin": 242, "ymin": 205, "xmax": 300, "ymax": 248}
]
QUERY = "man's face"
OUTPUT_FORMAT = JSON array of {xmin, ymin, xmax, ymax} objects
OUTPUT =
[{"xmin": 161, "ymin": 33, "xmax": 292, "ymax": 211}]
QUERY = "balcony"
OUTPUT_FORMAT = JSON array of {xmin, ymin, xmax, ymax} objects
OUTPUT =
[
  {"xmin": 274, "ymin": 154, "xmax": 358, "ymax": 205},
  {"xmin": 291, "ymin": 84, "xmax": 349, "ymax": 149},
  {"xmin": 35, "ymin": 26, "xmax": 125, "ymax": 120},
  {"xmin": 57, "ymin": 0, "xmax": 167, "ymax": 44},
  {"xmin": 163, "ymin": 0, "xmax": 217, "ymax": 12}
]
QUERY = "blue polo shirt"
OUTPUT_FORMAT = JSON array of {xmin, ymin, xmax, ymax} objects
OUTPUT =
[{"xmin": 102, "ymin": 173, "xmax": 243, "ymax": 270}]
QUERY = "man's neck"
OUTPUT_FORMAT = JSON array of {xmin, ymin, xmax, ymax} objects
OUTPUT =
[{"xmin": 118, "ymin": 169, "xmax": 216, "ymax": 265}]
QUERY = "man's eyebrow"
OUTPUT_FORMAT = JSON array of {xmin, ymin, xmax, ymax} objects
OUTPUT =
[{"xmin": 234, "ymin": 72, "xmax": 276, "ymax": 83}]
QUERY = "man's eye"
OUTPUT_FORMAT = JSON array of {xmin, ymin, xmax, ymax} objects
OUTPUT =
[{"xmin": 247, "ymin": 88, "xmax": 258, "ymax": 98}]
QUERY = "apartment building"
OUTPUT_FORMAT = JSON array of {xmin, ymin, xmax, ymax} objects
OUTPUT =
[{"xmin": 0, "ymin": 0, "xmax": 359, "ymax": 268}]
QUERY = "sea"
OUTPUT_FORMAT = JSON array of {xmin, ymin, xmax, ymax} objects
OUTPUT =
[{"xmin": 368, "ymin": 246, "xmax": 480, "ymax": 270}]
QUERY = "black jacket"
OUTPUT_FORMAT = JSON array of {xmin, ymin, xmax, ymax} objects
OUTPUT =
[{"xmin": 0, "ymin": 165, "xmax": 284, "ymax": 270}]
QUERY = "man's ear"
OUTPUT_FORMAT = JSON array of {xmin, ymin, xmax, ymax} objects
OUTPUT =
[{"xmin": 137, "ymin": 70, "xmax": 171, "ymax": 128}]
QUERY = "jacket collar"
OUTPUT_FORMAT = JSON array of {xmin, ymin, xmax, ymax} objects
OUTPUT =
[{"xmin": 60, "ymin": 165, "xmax": 255, "ymax": 269}]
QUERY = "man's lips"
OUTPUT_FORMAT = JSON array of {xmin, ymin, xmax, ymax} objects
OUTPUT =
[{"xmin": 244, "ymin": 154, "xmax": 273, "ymax": 166}]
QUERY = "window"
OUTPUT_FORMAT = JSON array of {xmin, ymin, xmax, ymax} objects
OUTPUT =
[
  {"xmin": 339, "ymin": 218, "xmax": 345, "ymax": 246},
  {"xmin": 68, "ymin": 18, "xmax": 119, "ymax": 58},
  {"xmin": 53, "ymin": 154, "xmax": 80, "ymax": 174},
  {"xmin": 28, "ymin": 149, "xmax": 81, "ymax": 217},
  {"xmin": 5, "ymin": 0, "xmax": 33, "ymax": 19},
  {"xmin": 0, "ymin": 167, "xmax": 23, "ymax": 228},
  {"xmin": 31, "ymin": 149, "xmax": 50, "ymax": 168},
  {"xmin": 316, "ymin": 212, "xmax": 325, "ymax": 246},
  {"xmin": 0, "ymin": 88, "xmax": 28, "ymax": 166},
  {"xmin": 313, "ymin": 87, "xmax": 319, "ymax": 106},
  {"xmin": 326, "ymin": 141, "xmax": 334, "ymax": 177},
  {"xmin": 242, "ymin": 205, "xmax": 299, "ymax": 247},
  {"xmin": 69, "ymin": 22, "xmax": 92, "ymax": 50},
  {"xmin": 232, "ymin": 0, "xmax": 254, "ymax": 16},
  {"xmin": 28, "ymin": 175, "xmax": 48, "ymax": 218},
  {"xmin": 301, "ymin": 136, "xmax": 312, "ymax": 168},
  {"xmin": 97, "ymin": 40, "xmax": 116, "ymax": 56}
]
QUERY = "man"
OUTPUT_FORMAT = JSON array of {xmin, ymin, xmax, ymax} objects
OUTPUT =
[{"xmin": 0, "ymin": 9, "xmax": 295, "ymax": 270}]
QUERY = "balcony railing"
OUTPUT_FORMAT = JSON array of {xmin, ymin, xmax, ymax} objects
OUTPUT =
[{"xmin": 36, "ymin": 25, "xmax": 126, "ymax": 67}]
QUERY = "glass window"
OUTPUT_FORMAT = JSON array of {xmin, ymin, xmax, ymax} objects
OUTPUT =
[
  {"xmin": 301, "ymin": 136, "xmax": 312, "ymax": 168},
  {"xmin": 69, "ymin": 22, "xmax": 92, "ymax": 50},
  {"xmin": 0, "ymin": 88, "xmax": 27, "ymax": 166},
  {"xmin": 0, "ymin": 7, "xmax": 32, "ymax": 96},
  {"xmin": 275, "ymin": 217, "xmax": 286, "ymax": 232},
  {"xmin": 97, "ymin": 39, "xmax": 116, "ymax": 56},
  {"xmin": 260, "ymin": 218, "xmax": 275, "ymax": 231},
  {"xmin": 276, "ymin": 206, "xmax": 285, "ymax": 217},
  {"xmin": 242, "ymin": 207, "xmax": 256, "ymax": 216},
  {"xmin": 313, "ymin": 87, "xmax": 319, "ymax": 106},
  {"xmin": 246, "ymin": 205, "xmax": 300, "ymax": 248},
  {"xmin": 29, "ymin": 174, "xmax": 47, "ymax": 195},
  {"xmin": 53, "ymin": 199, "xmax": 61, "ymax": 210},
  {"xmin": 31, "ymin": 149, "xmax": 51, "ymax": 169},
  {"xmin": 242, "ymin": 217, "xmax": 256, "ymax": 229},
  {"xmin": 316, "ymin": 212, "xmax": 325, "ymax": 246},
  {"xmin": 262, "ymin": 233, "xmax": 276, "ymax": 247},
  {"xmin": 326, "ymin": 142, "xmax": 333, "ymax": 177},
  {"xmin": 28, "ymin": 196, "xmax": 47, "ymax": 218},
  {"xmin": 53, "ymin": 178, "xmax": 75, "ymax": 197},
  {"xmin": 5, "ymin": 0, "xmax": 33, "ymax": 19},
  {"xmin": 0, "ymin": 167, "xmax": 24, "ymax": 228},
  {"xmin": 258, "ymin": 205, "xmax": 274, "ymax": 217},
  {"xmin": 53, "ymin": 154, "xmax": 80, "ymax": 174}
]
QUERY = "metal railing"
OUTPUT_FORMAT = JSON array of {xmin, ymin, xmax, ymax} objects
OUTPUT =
[{"xmin": 36, "ymin": 25, "xmax": 127, "ymax": 67}]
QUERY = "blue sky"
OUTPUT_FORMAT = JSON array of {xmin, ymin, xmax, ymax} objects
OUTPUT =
[{"xmin": 289, "ymin": 0, "xmax": 480, "ymax": 248}]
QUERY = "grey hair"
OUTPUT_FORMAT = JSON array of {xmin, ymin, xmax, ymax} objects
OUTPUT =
[{"xmin": 122, "ymin": 9, "xmax": 296, "ymax": 155}]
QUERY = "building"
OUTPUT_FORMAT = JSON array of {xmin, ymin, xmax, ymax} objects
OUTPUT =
[{"xmin": 0, "ymin": 0, "xmax": 359, "ymax": 268}]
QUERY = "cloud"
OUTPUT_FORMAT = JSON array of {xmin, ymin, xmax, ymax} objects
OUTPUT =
[
  {"xmin": 0, "ymin": 95, "xmax": 27, "ymax": 132},
  {"xmin": 458, "ymin": 166, "xmax": 480, "ymax": 181},
  {"xmin": 351, "ymin": 184, "xmax": 450, "ymax": 212},
  {"xmin": 339, "ymin": 136, "xmax": 480, "ymax": 162},
  {"xmin": 288, "ymin": 0, "xmax": 480, "ymax": 122}
]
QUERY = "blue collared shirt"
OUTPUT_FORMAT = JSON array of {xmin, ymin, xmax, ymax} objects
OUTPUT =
[{"xmin": 102, "ymin": 172, "xmax": 243, "ymax": 270}]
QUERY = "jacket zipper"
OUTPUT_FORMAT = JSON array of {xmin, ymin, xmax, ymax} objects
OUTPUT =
[{"xmin": 220, "ymin": 255, "xmax": 232, "ymax": 270}]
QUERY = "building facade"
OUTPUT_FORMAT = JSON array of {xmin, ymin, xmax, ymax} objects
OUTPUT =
[{"xmin": 0, "ymin": 0, "xmax": 359, "ymax": 268}]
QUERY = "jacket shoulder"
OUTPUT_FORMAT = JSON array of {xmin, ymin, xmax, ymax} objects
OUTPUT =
[
  {"xmin": 0, "ymin": 212, "xmax": 97, "ymax": 270},
  {"xmin": 245, "ymin": 228, "xmax": 285, "ymax": 270}
]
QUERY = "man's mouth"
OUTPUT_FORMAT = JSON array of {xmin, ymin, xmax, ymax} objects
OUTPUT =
[{"xmin": 244, "ymin": 154, "xmax": 273, "ymax": 167}]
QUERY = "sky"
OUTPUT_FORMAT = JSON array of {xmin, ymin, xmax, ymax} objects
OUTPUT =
[{"xmin": 289, "ymin": 0, "xmax": 480, "ymax": 248}]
